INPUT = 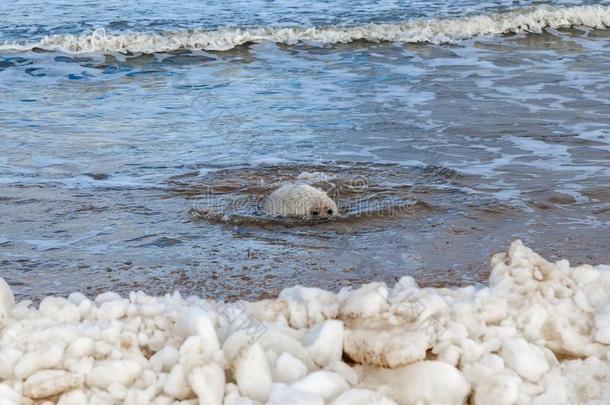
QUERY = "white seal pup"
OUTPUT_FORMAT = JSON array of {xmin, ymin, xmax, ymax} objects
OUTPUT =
[{"xmin": 263, "ymin": 183, "xmax": 338, "ymax": 219}]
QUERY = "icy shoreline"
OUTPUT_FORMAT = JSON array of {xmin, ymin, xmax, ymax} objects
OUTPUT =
[{"xmin": 0, "ymin": 241, "xmax": 609, "ymax": 404}]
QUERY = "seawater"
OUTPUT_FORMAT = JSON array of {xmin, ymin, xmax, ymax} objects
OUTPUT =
[{"xmin": 1, "ymin": 1, "xmax": 609, "ymax": 300}]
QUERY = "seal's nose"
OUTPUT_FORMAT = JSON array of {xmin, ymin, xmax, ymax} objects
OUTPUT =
[{"xmin": 317, "ymin": 206, "xmax": 333, "ymax": 219}]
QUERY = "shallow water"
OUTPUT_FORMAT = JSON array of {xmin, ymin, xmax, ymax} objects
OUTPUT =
[{"xmin": 1, "ymin": 1, "xmax": 609, "ymax": 301}]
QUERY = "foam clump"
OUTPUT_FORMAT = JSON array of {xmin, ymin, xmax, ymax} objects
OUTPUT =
[{"xmin": 0, "ymin": 240, "xmax": 609, "ymax": 404}]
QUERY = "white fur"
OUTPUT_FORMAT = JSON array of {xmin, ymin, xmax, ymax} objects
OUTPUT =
[{"xmin": 263, "ymin": 184, "xmax": 338, "ymax": 219}]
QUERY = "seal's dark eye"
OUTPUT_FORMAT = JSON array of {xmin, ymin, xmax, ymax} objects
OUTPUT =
[
  {"xmin": 327, "ymin": 209, "xmax": 333, "ymax": 215},
  {"xmin": 311, "ymin": 210, "xmax": 319, "ymax": 216}
]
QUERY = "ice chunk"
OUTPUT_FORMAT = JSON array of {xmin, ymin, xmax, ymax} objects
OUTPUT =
[
  {"xmin": 0, "ymin": 348, "xmax": 22, "ymax": 379},
  {"xmin": 303, "ymin": 320, "xmax": 343, "ymax": 367},
  {"xmin": 39, "ymin": 296, "xmax": 80, "ymax": 323},
  {"xmin": 0, "ymin": 276, "xmax": 14, "ymax": 329},
  {"xmin": 343, "ymin": 328, "xmax": 428, "ymax": 368},
  {"xmin": 66, "ymin": 337, "xmax": 95, "ymax": 358},
  {"xmin": 515, "ymin": 304, "xmax": 547, "ymax": 341},
  {"xmin": 86, "ymin": 360, "xmax": 142, "ymax": 389},
  {"xmin": 188, "ymin": 364, "xmax": 225, "ymax": 405},
  {"xmin": 107, "ymin": 382, "xmax": 126, "ymax": 400},
  {"xmin": 362, "ymin": 360, "xmax": 470, "ymax": 405},
  {"xmin": 223, "ymin": 382, "xmax": 256, "ymax": 405},
  {"xmin": 594, "ymin": 302, "xmax": 610, "ymax": 344},
  {"xmin": 0, "ymin": 384, "xmax": 20, "ymax": 404},
  {"xmin": 23, "ymin": 369, "xmax": 84, "ymax": 399},
  {"xmin": 459, "ymin": 338, "xmax": 485, "ymax": 366},
  {"xmin": 176, "ymin": 308, "xmax": 220, "ymax": 355},
  {"xmin": 326, "ymin": 361, "xmax": 359, "ymax": 385},
  {"xmin": 179, "ymin": 336, "xmax": 221, "ymax": 372},
  {"xmin": 95, "ymin": 291, "xmax": 121, "ymax": 304},
  {"xmin": 233, "ymin": 342, "xmax": 273, "ymax": 402},
  {"xmin": 150, "ymin": 346, "xmax": 180, "ymax": 372},
  {"xmin": 275, "ymin": 352, "xmax": 308, "ymax": 383},
  {"xmin": 14, "ymin": 345, "xmax": 64, "ymax": 379},
  {"xmin": 279, "ymin": 286, "xmax": 338, "ymax": 328},
  {"xmin": 501, "ymin": 338, "xmax": 549, "ymax": 382},
  {"xmin": 436, "ymin": 344, "xmax": 460, "ymax": 366},
  {"xmin": 292, "ymin": 371, "xmax": 349, "ymax": 401},
  {"xmin": 57, "ymin": 390, "xmax": 90, "ymax": 405},
  {"xmin": 96, "ymin": 298, "xmax": 129, "ymax": 320},
  {"xmin": 163, "ymin": 364, "xmax": 192, "ymax": 400},
  {"xmin": 268, "ymin": 384, "xmax": 324, "ymax": 405},
  {"xmin": 463, "ymin": 354, "xmax": 521, "ymax": 405},
  {"xmin": 331, "ymin": 388, "xmax": 397, "ymax": 405},
  {"xmin": 339, "ymin": 283, "xmax": 388, "ymax": 318}
]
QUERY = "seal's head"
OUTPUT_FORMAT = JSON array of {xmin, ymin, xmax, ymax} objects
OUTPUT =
[{"xmin": 263, "ymin": 183, "xmax": 338, "ymax": 219}]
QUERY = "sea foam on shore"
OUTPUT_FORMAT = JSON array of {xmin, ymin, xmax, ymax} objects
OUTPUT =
[{"xmin": 0, "ymin": 240, "xmax": 609, "ymax": 404}]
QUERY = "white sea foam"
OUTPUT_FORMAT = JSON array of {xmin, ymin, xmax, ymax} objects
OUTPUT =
[
  {"xmin": 0, "ymin": 241, "xmax": 609, "ymax": 403},
  {"xmin": 2, "ymin": 5, "xmax": 610, "ymax": 54}
]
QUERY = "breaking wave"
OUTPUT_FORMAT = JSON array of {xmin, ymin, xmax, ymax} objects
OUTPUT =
[{"xmin": 2, "ymin": 5, "xmax": 610, "ymax": 54}]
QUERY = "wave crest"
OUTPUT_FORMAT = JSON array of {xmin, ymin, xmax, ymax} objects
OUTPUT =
[{"xmin": 2, "ymin": 5, "xmax": 610, "ymax": 54}]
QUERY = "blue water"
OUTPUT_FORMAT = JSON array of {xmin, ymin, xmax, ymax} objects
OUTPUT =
[{"xmin": 1, "ymin": 1, "xmax": 609, "ymax": 300}]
